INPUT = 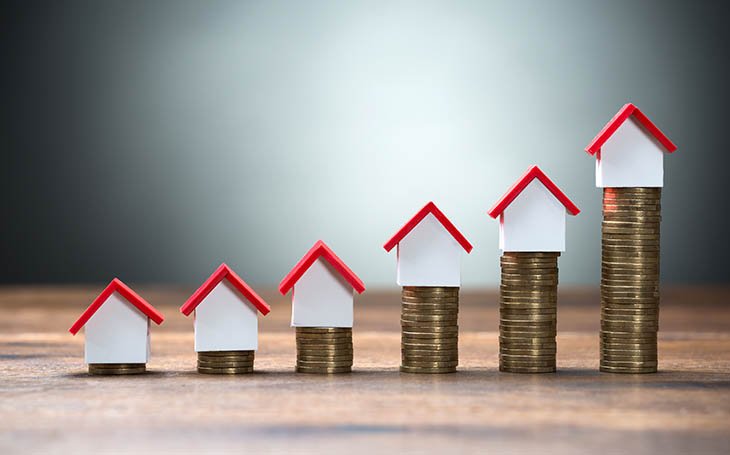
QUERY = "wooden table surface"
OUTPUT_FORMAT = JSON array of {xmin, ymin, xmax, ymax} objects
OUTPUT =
[{"xmin": 1, "ymin": 286, "xmax": 729, "ymax": 454}]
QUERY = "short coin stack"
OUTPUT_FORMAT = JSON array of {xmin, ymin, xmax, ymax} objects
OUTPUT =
[
  {"xmin": 499, "ymin": 252, "xmax": 559, "ymax": 373},
  {"xmin": 197, "ymin": 351, "xmax": 254, "ymax": 374},
  {"xmin": 295, "ymin": 327, "xmax": 353, "ymax": 374},
  {"xmin": 88, "ymin": 363, "xmax": 146, "ymax": 375},
  {"xmin": 400, "ymin": 286, "xmax": 459, "ymax": 374},
  {"xmin": 601, "ymin": 187, "xmax": 661, "ymax": 374}
]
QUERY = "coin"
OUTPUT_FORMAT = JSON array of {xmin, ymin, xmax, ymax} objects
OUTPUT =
[
  {"xmin": 88, "ymin": 364, "xmax": 146, "ymax": 375},
  {"xmin": 400, "ymin": 365, "xmax": 456, "ymax": 374},
  {"xmin": 296, "ymin": 366, "xmax": 352, "ymax": 374},
  {"xmin": 197, "ymin": 366, "xmax": 254, "ymax": 374}
]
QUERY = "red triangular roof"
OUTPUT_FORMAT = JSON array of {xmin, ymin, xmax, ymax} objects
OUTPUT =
[
  {"xmin": 180, "ymin": 263, "xmax": 271, "ymax": 316},
  {"xmin": 279, "ymin": 241, "xmax": 365, "ymax": 295},
  {"xmin": 488, "ymin": 166, "xmax": 580, "ymax": 218},
  {"xmin": 383, "ymin": 201, "xmax": 473, "ymax": 253},
  {"xmin": 69, "ymin": 278, "xmax": 164, "ymax": 335},
  {"xmin": 585, "ymin": 103, "xmax": 677, "ymax": 155}
]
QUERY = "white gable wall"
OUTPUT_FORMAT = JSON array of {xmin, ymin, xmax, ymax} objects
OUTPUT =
[
  {"xmin": 501, "ymin": 180, "xmax": 567, "ymax": 252},
  {"xmin": 84, "ymin": 291, "xmax": 150, "ymax": 364},
  {"xmin": 397, "ymin": 213, "xmax": 462, "ymax": 286},
  {"xmin": 596, "ymin": 117, "xmax": 664, "ymax": 188},
  {"xmin": 194, "ymin": 280, "xmax": 259, "ymax": 352},
  {"xmin": 292, "ymin": 258, "xmax": 354, "ymax": 327}
]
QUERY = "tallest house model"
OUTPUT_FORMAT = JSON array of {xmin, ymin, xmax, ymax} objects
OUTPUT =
[{"xmin": 585, "ymin": 103, "xmax": 677, "ymax": 374}]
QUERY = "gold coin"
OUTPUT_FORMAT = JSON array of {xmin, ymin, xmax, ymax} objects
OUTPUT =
[
  {"xmin": 500, "ymin": 360, "xmax": 555, "ymax": 368},
  {"xmin": 88, "ymin": 365, "xmax": 146, "ymax": 375},
  {"xmin": 503, "ymin": 251, "xmax": 560, "ymax": 258},
  {"xmin": 499, "ymin": 366, "xmax": 555, "ymax": 373},
  {"xmin": 599, "ymin": 366, "xmax": 657, "ymax": 374},
  {"xmin": 197, "ymin": 367, "xmax": 254, "ymax": 374},
  {"xmin": 500, "ymin": 308, "xmax": 557, "ymax": 314},
  {"xmin": 402, "ymin": 341, "xmax": 459, "ymax": 350},
  {"xmin": 401, "ymin": 359, "xmax": 459, "ymax": 367},
  {"xmin": 399, "ymin": 365, "xmax": 456, "ymax": 374},
  {"xmin": 402, "ymin": 287, "xmax": 459, "ymax": 295},
  {"xmin": 198, "ymin": 350, "xmax": 255, "ymax": 356},
  {"xmin": 401, "ymin": 324, "xmax": 459, "ymax": 332},
  {"xmin": 402, "ymin": 301, "xmax": 459, "ymax": 308},
  {"xmin": 197, "ymin": 356, "xmax": 255, "ymax": 363},
  {"xmin": 501, "ymin": 342, "xmax": 556, "ymax": 348},
  {"xmin": 296, "ymin": 366, "xmax": 351, "ymax": 374},
  {"xmin": 401, "ymin": 310, "xmax": 459, "ymax": 316}
]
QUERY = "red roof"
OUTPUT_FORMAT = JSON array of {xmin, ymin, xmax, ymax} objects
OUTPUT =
[
  {"xmin": 69, "ymin": 278, "xmax": 164, "ymax": 335},
  {"xmin": 488, "ymin": 166, "xmax": 580, "ymax": 218},
  {"xmin": 383, "ymin": 201, "xmax": 473, "ymax": 253},
  {"xmin": 180, "ymin": 263, "xmax": 271, "ymax": 316},
  {"xmin": 279, "ymin": 240, "xmax": 365, "ymax": 295},
  {"xmin": 585, "ymin": 103, "xmax": 677, "ymax": 155}
]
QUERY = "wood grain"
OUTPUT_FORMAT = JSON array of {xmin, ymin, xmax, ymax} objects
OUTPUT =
[{"xmin": 1, "ymin": 286, "xmax": 729, "ymax": 454}]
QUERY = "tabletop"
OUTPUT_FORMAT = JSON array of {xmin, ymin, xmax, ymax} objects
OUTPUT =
[{"xmin": 1, "ymin": 286, "xmax": 729, "ymax": 454}]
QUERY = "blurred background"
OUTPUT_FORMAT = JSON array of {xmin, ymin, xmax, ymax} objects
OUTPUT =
[{"xmin": 1, "ymin": 0, "xmax": 728, "ymax": 287}]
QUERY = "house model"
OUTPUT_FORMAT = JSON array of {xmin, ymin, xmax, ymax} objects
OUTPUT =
[
  {"xmin": 69, "ymin": 278, "xmax": 164, "ymax": 364},
  {"xmin": 279, "ymin": 240, "xmax": 365, "ymax": 328},
  {"xmin": 488, "ymin": 166, "xmax": 580, "ymax": 252},
  {"xmin": 586, "ymin": 103, "xmax": 678, "ymax": 187},
  {"xmin": 180, "ymin": 263, "xmax": 271, "ymax": 352},
  {"xmin": 383, "ymin": 201, "xmax": 473, "ymax": 287}
]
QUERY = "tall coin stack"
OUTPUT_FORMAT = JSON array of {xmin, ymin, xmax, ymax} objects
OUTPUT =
[
  {"xmin": 400, "ymin": 286, "xmax": 459, "ymax": 374},
  {"xmin": 88, "ymin": 363, "xmax": 146, "ymax": 375},
  {"xmin": 601, "ymin": 187, "xmax": 661, "ymax": 373},
  {"xmin": 296, "ymin": 327, "xmax": 353, "ymax": 374},
  {"xmin": 197, "ymin": 351, "xmax": 254, "ymax": 374},
  {"xmin": 499, "ymin": 252, "xmax": 559, "ymax": 373}
]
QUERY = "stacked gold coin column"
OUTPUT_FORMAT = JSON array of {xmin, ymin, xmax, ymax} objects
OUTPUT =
[
  {"xmin": 296, "ymin": 328, "xmax": 353, "ymax": 374},
  {"xmin": 600, "ymin": 187, "xmax": 661, "ymax": 373},
  {"xmin": 499, "ymin": 252, "xmax": 559, "ymax": 373},
  {"xmin": 400, "ymin": 286, "xmax": 459, "ymax": 374},
  {"xmin": 88, "ymin": 363, "xmax": 146, "ymax": 375},
  {"xmin": 197, "ymin": 350, "xmax": 254, "ymax": 374}
]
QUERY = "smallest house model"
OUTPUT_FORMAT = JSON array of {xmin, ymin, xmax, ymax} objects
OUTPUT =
[
  {"xmin": 488, "ymin": 166, "xmax": 580, "ymax": 252},
  {"xmin": 180, "ymin": 263, "xmax": 271, "ymax": 352},
  {"xmin": 69, "ymin": 278, "xmax": 164, "ymax": 365},
  {"xmin": 383, "ymin": 201, "xmax": 473, "ymax": 287},
  {"xmin": 279, "ymin": 240, "xmax": 365, "ymax": 328},
  {"xmin": 586, "ymin": 103, "xmax": 677, "ymax": 188}
]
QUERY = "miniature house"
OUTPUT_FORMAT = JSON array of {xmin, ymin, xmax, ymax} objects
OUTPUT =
[
  {"xmin": 180, "ymin": 263, "xmax": 271, "ymax": 352},
  {"xmin": 69, "ymin": 278, "xmax": 164, "ymax": 364},
  {"xmin": 279, "ymin": 240, "xmax": 365, "ymax": 328},
  {"xmin": 488, "ymin": 166, "xmax": 580, "ymax": 252},
  {"xmin": 586, "ymin": 103, "xmax": 677, "ymax": 188},
  {"xmin": 383, "ymin": 202, "xmax": 473, "ymax": 287}
]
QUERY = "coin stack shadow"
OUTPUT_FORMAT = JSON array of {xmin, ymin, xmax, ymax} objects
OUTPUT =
[
  {"xmin": 197, "ymin": 351, "xmax": 254, "ymax": 374},
  {"xmin": 295, "ymin": 327, "xmax": 353, "ymax": 374},
  {"xmin": 601, "ymin": 187, "xmax": 660, "ymax": 374},
  {"xmin": 88, "ymin": 363, "xmax": 146, "ymax": 375},
  {"xmin": 400, "ymin": 286, "xmax": 459, "ymax": 374},
  {"xmin": 499, "ymin": 252, "xmax": 559, "ymax": 373}
]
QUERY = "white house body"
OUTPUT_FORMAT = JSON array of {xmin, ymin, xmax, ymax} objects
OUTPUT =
[
  {"xmin": 194, "ymin": 280, "xmax": 259, "ymax": 352},
  {"xmin": 397, "ymin": 213, "xmax": 462, "ymax": 287},
  {"xmin": 596, "ymin": 117, "xmax": 664, "ymax": 188},
  {"xmin": 85, "ymin": 291, "xmax": 150, "ymax": 364},
  {"xmin": 292, "ymin": 257, "xmax": 354, "ymax": 328},
  {"xmin": 500, "ymin": 180, "xmax": 567, "ymax": 252}
]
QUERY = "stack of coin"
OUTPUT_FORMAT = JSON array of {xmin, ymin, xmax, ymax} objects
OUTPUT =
[
  {"xmin": 88, "ymin": 363, "xmax": 146, "ymax": 375},
  {"xmin": 601, "ymin": 187, "xmax": 661, "ymax": 374},
  {"xmin": 499, "ymin": 252, "xmax": 559, "ymax": 373},
  {"xmin": 197, "ymin": 350, "xmax": 254, "ymax": 374},
  {"xmin": 296, "ymin": 327, "xmax": 353, "ymax": 374},
  {"xmin": 400, "ymin": 286, "xmax": 459, "ymax": 374}
]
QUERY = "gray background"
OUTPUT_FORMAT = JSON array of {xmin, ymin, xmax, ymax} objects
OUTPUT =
[{"xmin": 2, "ymin": 0, "xmax": 728, "ymax": 287}]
